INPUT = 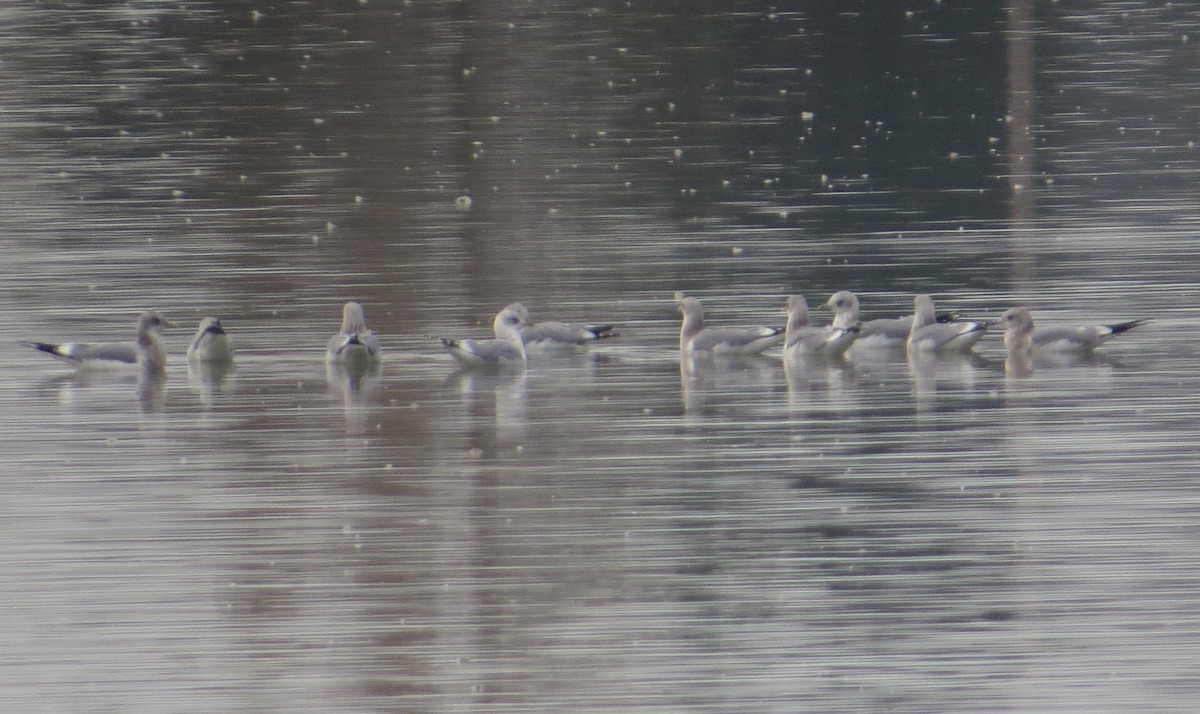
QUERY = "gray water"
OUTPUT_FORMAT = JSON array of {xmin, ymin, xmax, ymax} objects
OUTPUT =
[{"xmin": 2, "ymin": 2, "xmax": 1199, "ymax": 712}]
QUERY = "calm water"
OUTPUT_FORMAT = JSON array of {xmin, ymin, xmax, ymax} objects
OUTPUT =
[{"xmin": 1, "ymin": 2, "xmax": 1199, "ymax": 712}]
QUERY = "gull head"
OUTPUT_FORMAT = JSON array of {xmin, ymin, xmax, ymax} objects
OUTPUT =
[
  {"xmin": 493, "ymin": 304, "xmax": 529, "ymax": 335},
  {"xmin": 139, "ymin": 311, "xmax": 176, "ymax": 332},
  {"xmin": 785, "ymin": 295, "xmax": 809, "ymax": 324},
  {"xmin": 1001, "ymin": 307, "xmax": 1035, "ymax": 335},
  {"xmin": 502, "ymin": 302, "xmax": 532, "ymax": 327},
  {"xmin": 677, "ymin": 296, "xmax": 703, "ymax": 319},
  {"xmin": 340, "ymin": 301, "xmax": 369, "ymax": 334},
  {"xmin": 824, "ymin": 290, "xmax": 858, "ymax": 315},
  {"xmin": 197, "ymin": 316, "xmax": 226, "ymax": 336}
]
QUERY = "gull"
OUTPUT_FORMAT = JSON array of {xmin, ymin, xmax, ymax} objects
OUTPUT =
[
  {"xmin": 20, "ymin": 310, "xmax": 176, "ymax": 372},
  {"xmin": 825, "ymin": 290, "xmax": 963, "ymax": 349},
  {"xmin": 504, "ymin": 302, "xmax": 618, "ymax": 347},
  {"xmin": 783, "ymin": 295, "xmax": 859, "ymax": 357},
  {"xmin": 439, "ymin": 304, "xmax": 528, "ymax": 369},
  {"xmin": 326, "ymin": 302, "xmax": 381, "ymax": 364},
  {"xmin": 677, "ymin": 295, "xmax": 784, "ymax": 357},
  {"xmin": 1002, "ymin": 306, "xmax": 1148, "ymax": 353},
  {"xmin": 187, "ymin": 317, "xmax": 235, "ymax": 363},
  {"xmin": 907, "ymin": 294, "xmax": 989, "ymax": 352}
]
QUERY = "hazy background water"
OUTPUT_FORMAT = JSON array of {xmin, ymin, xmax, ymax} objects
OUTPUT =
[{"xmin": 1, "ymin": 2, "xmax": 1198, "ymax": 712}]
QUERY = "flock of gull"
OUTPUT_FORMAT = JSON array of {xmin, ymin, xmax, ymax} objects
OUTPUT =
[
  {"xmin": 678, "ymin": 290, "xmax": 1147, "ymax": 363},
  {"xmin": 18, "ymin": 290, "xmax": 1148, "ymax": 375}
]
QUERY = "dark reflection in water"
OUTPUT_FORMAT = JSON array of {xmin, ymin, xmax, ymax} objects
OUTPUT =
[{"xmin": 2, "ymin": 1, "xmax": 1200, "ymax": 712}]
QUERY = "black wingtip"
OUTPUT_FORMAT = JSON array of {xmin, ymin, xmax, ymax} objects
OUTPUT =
[
  {"xmin": 19, "ymin": 341, "xmax": 59, "ymax": 355},
  {"xmin": 589, "ymin": 326, "xmax": 619, "ymax": 340},
  {"xmin": 1108, "ymin": 319, "xmax": 1149, "ymax": 335}
]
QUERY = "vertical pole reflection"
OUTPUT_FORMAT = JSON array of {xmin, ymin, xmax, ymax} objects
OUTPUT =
[{"xmin": 1006, "ymin": 0, "xmax": 1037, "ymax": 290}]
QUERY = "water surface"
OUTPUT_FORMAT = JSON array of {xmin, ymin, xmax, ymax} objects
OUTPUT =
[{"xmin": 1, "ymin": 2, "xmax": 1199, "ymax": 712}]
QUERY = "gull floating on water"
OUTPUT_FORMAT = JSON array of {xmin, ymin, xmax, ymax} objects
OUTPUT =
[
  {"xmin": 326, "ymin": 302, "xmax": 381, "ymax": 365},
  {"xmin": 187, "ymin": 317, "xmax": 235, "ymax": 363},
  {"xmin": 503, "ymin": 302, "xmax": 618, "ymax": 347},
  {"xmin": 439, "ymin": 304, "xmax": 528, "ymax": 369},
  {"xmin": 20, "ymin": 310, "xmax": 176, "ymax": 372},
  {"xmin": 677, "ymin": 295, "xmax": 784, "ymax": 357},
  {"xmin": 1002, "ymin": 306, "xmax": 1148, "ymax": 353},
  {"xmin": 783, "ymin": 295, "xmax": 859, "ymax": 357},
  {"xmin": 907, "ymin": 294, "xmax": 989, "ymax": 353},
  {"xmin": 825, "ymin": 290, "xmax": 963, "ymax": 349}
]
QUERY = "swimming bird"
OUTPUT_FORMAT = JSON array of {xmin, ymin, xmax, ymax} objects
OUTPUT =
[
  {"xmin": 439, "ymin": 304, "xmax": 528, "ymax": 369},
  {"xmin": 20, "ymin": 310, "xmax": 176, "ymax": 372},
  {"xmin": 825, "ymin": 290, "xmax": 963, "ymax": 349},
  {"xmin": 505, "ymin": 302, "xmax": 618, "ymax": 347},
  {"xmin": 783, "ymin": 295, "xmax": 859, "ymax": 357},
  {"xmin": 1002, "ymin": 307, "xmax": 1148, "ymax": 353},
  {"xmin": 187, "ymin": 317, "xmax": 235, "ymax": 363},
  {"xmin": 907, "ymin": 294, "xmax": 989, "ymax": 353},
  {"xmin": 326, "ymin": 302, "xmax": 381, "ymax": 365},
  {"xmin": 677, "ymin": 295, "xmax": 784, "ymax": 357}
]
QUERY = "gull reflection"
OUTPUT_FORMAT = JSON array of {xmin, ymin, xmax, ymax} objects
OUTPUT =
[
  {"xmin": 451, "ymin": 369, "xmax": 530, "ymax": 452},
  {"xmin": 326, "ymin": 360, "xmax": 382, "ymax": 435},
  {"xmin": 1003, "ymin": 350, "xmax": 1118, "ymax": 399},
  {"xmin": 33, "ymin": 364, "xmax": 170, "ymax": 415},
  {"xmin": 783, "ymin": 354, "xmax": 858, "ymax": 416},
  {"xmin": 187, "ymin": 360, "xmax": 236, "ymax": 409},
  {"xmin": 907, "ymin": 350, "xmax": 986, "ymax": 410},
  {"xmin": 680, "ymin": 353, "xmax": 779, "ymax": 415}
]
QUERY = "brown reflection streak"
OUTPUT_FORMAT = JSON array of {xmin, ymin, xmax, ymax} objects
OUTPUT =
[{"xmin": 1006, "ymin": 0, "xmax": 1037, "ymax": 291}]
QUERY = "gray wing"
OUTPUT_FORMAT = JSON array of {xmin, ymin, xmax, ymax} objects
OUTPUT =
[
  {"xmin": 1031, "ymin": 326, "xmax": 1099, "ymax": 350},
  {"xmin": 691, "ymin": 326, "xmax": 784, "ymax": 353},
  {"xmin": 75, "ymin": 342, "xmax": 141, "ymax": 363},
  {"xmin": 909, "ymin": 322, "xmax": 987, "ymax": 351},
  {"xmin": 859, "ymin": 317, "xmax": 912, "ymax": 341},
  {"xmin": 443, "ymin": 337, "xmax": 524, "ymax": 366},
  {"xmin": 522, "ymin": 321, "xmax": 615, "ymax": 345},
  {"xmin": 357, "ymin": 329, "xmax": 382, "ymax": 356},
  {"xmin": 786, "ymin": 326, "xmax": 850, "ymax": 352},
  {"xmin": 327, "ymin": 330, "xmax": 382, "ymax": 361},
  {"xmin": 188, "ymin": 333, "xmax": 235, "ymax": 362},
  {"xmin": 22, "ymin": 340, "xmax": 140, "ymax": 364}
]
